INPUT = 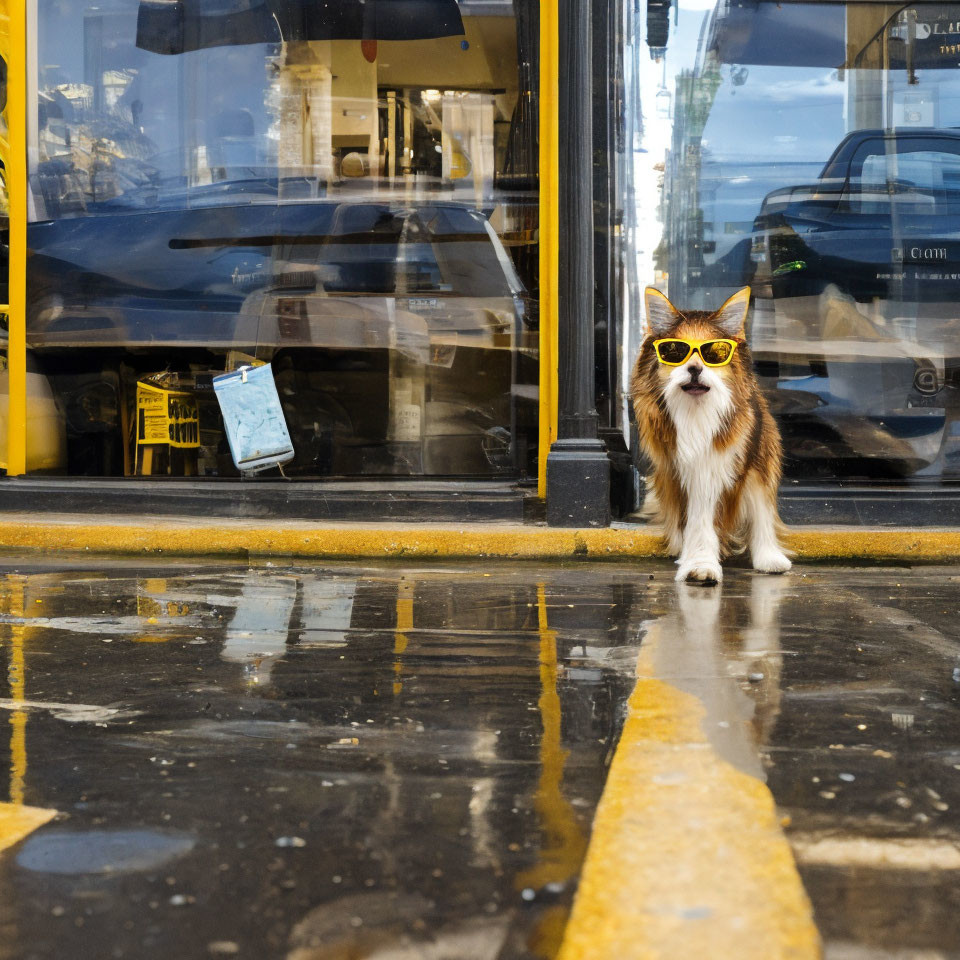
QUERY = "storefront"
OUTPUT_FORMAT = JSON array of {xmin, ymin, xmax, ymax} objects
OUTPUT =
[
  {"xmin": 0, "ymin": 0, "xmax": 553, "ymax": 511},
  {"xmin": 1, "ymin": 0, "xmax": 959, "ymax": 525}
]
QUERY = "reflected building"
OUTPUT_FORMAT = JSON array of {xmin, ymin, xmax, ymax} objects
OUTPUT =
[
  {"xmin": 18, "ymin": 0, "xmax": 542, "ymax": 482},
  {"xmin": 7, "ymin": 0, "xmax": 960, "ymax": 515}
]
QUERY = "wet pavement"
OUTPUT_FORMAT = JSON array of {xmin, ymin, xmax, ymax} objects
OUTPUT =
[
  {"xmin": 0, "ymin": 560, "xmax": 643, "ymax": 960},
  {"xmin": 0, "ymin": 559, "xmax": 956, "ymax": 958},
  {"xmin": 758, "ymin": 567, "xmax": 960, "ymax": 960},
  {"xmin": 626, "ymin": 565, "xmax": 960, "ymax": 960}
]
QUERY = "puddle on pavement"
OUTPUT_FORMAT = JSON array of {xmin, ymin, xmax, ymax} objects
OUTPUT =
[
  {"xmin": 0, "ymin": 558, "xmax": 958, "ymax": 958},
  {"xmin": 16, "ymin": 829, "xmax": 195, "ymax": 875},
  {"xmin": 0, "ymin": 560, "xmax": 647, "ymax": 960}
]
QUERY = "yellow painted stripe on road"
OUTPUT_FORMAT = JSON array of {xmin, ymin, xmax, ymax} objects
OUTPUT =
[
  {"xmin": 0, "ymin": 802, "xmax": 55, "ymax": 854},
  {"xmin": 557, "ymin": 631, "xmax": 821, "ymax": 960},
  {"xmin": 0, "ymin": 517, "xmax": 956, "ymax": 562}
]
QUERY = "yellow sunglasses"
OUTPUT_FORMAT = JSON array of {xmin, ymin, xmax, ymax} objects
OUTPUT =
[{"xmin": 653, "ymin": 337, "xmax": 739, "ymax": 367}]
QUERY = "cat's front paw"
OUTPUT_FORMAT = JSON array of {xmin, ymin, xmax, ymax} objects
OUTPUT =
[
  {"xmin": 676, "ymin": 558, "xmax": 722, "ymax": 585},
  {"xmin": 752, "ymin": 549, "xmax": 791, "ymax": 574}
]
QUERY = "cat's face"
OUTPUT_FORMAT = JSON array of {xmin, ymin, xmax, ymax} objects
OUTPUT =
[{"xmin": 639, "ymin": 287, "xmax": 753, "ymax": 417}]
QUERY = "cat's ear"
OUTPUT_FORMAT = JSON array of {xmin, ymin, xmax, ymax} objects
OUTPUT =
[
  {"xmin": 645, "ymin": 287, "xmax": 682, "ymax": 337},
  {"xmin": 712, "ymin": 287, "xmax": 751, "ymax": 337}
]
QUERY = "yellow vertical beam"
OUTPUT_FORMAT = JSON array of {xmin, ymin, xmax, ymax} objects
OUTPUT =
[
  {"xmin": 5, "ymin": 0, "xmax": 27, "ymax": 475},
  {"xmin": 537, "ymin": 0, "xmax": 559, "ymax": 498}
]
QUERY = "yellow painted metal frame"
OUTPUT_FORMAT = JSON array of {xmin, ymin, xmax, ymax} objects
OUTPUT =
[
  {"xmin": 0, "ymin": 0, "xmax": 27, "ymax": 475},
  {"xmin": 537, "ymin": 0, "xmax": 559, "ymax": 498}
]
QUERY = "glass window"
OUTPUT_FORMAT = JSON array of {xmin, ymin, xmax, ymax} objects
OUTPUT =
[
  {"xmin": 633, "ymin": 0, "xmax": 960, "ymax": 483},
  {"xmin": 17, "ymin": 0, "xmax": 539, "ymax": 478}
]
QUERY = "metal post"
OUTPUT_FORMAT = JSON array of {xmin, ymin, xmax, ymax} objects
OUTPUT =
[
  {"xmin": 592, "ymin": 0, "xmax": 613, "ymax": 431},
  {"xmin": 593, "ymin": 0, "xmax": 634, "ymax": 517},
  {"xmin": 545, "ymin": 0, "xmax": 610, "ymax": 527}
]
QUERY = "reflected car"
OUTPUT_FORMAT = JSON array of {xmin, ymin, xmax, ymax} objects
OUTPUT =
[
  {"xmin": 5, "ymin": 189, "xmax": 538, "ymax": 477},
  {"xmin": 751, "ymin": 127, "xmax": 960, "ymax": 302},
  {"xmin": 746, "ymin": 128, "xmax": 960, "ymax": 478},
  {"xmin": 21, "ymin": 191, "xmax": 533, "ymax": 346}
]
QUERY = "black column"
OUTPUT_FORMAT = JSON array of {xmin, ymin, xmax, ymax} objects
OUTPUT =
[
  {"xmin": 592, "ymin": 0, "xmax": 614, "ymax": 432},
  {"xmin": 593, "ymin": 0, "xmax": 634, "ymax": 518},
  {"xmin": 545, "ymin": 0, "xmax": 611, "ymax": 527}
]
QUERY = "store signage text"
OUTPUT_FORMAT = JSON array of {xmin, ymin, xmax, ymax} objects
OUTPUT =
[{"xmin": 892, "ymin": 247, "xmax": 947, "ymax": 261}]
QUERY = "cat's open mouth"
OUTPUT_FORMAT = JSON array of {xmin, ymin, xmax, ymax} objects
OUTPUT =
[{"xmin": 681, "ymin": 383, "xmax": 710, "ymax": 396}]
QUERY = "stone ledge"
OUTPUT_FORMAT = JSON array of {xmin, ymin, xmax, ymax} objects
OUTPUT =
[{"xmin": 0, "ymin": 515, "xmax": 957, "ymax": 562}]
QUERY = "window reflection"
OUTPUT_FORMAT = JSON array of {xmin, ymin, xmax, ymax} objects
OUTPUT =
[
  {"xmin": 14, "ymin": 0, "xmax": 539, "ymax": 478},
  {"xmin": 637, "ymin": 1, "xmax": 960, "ymax": 482}
]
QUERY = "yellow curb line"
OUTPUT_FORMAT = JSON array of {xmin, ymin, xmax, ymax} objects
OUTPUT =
[
  {"xmin": 786, "ymin": 528, "xmax": 960, "ymax": 560},
  {"xmin": 0, "ymin": 518, "xmax": 956, "ymax": 561},
  {"xmin": 557, "ymin": 627, "xmax": 821, "ymax": 960},
  {"xmin": 0, "ymin": 520, "xmax": 663, "ymax": 559},
  {"xmin": 0, "ymin": 803, "xmax": 56, "ymax": 855}
]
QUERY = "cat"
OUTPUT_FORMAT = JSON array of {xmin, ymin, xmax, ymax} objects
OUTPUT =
[{"xmin": 631, "ymin": 286, "xmax": 791, "ymax": 584}]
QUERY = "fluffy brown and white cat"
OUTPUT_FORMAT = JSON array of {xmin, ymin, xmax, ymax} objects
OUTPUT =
[{"xmin": 631, "ymin": 286, "xmax": 791, "ymax": 584}]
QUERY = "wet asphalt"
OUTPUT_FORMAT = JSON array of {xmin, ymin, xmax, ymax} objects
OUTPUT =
[{"xmin": 0, "ymin": 558, "xmax": 955, "ymax": 959}]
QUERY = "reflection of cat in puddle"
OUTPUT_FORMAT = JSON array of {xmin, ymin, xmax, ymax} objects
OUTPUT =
[{"xmin": 664, "ymin": 575, "xmax": 788, "ymax": 768}]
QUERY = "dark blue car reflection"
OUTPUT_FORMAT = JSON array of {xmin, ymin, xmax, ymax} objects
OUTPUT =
[
  {"xmin": 2, "ymin": 180, "xmax": 538, "ymax": 477},
  {"xmin": 744, "ymin": 128, "xmax": 960, "ymax": 478},
  {"xmin": 20, "ymin": 185, "xmax": 531, "ymax": 350}
]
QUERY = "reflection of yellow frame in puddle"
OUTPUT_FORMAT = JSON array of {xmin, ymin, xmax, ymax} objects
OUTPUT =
[{"xmin": 0, "ymin": 578, "xmax": 58, "ymax": 843}]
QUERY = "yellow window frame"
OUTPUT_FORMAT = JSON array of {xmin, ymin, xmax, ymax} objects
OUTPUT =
[
  {"xmin": 0, "ymin": 3, "xmax": 552, "ymax": 484},
  {"xmin": 0, "ymin": 0, "xmax": 26, "ymax": 476},
  {"xmin": 538, "ymin": 0, "xmax": 559, "ymax": 498}
]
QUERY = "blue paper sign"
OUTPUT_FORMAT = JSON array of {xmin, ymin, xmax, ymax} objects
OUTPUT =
[{"xmin": 213, "ymin": 364, "xmax": 294, "ymax": 473}]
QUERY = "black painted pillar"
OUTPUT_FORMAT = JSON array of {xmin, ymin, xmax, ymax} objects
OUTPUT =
[
  {"xmin": 592, "ymin": 0, "xmax": 633, "ymax": 518},
  {"xmin": 545, "ymin": 0, "xmax": 611, "ymax": 527}
]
